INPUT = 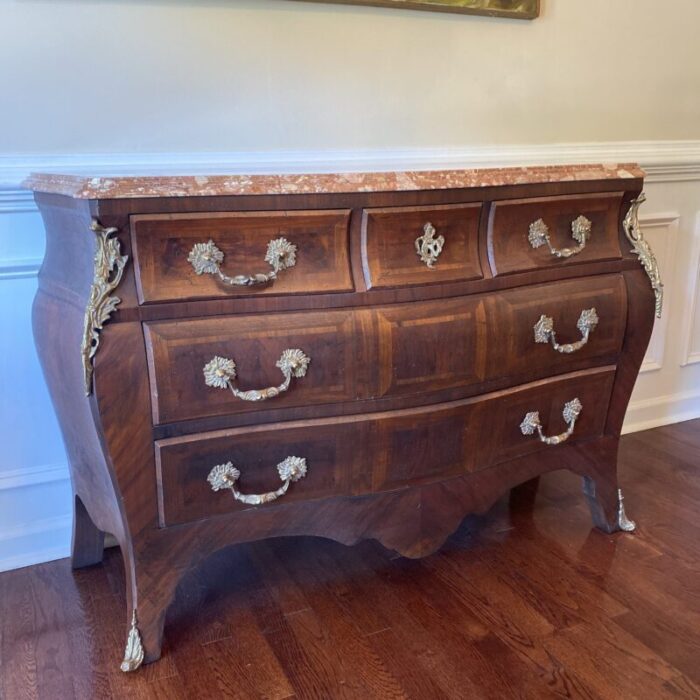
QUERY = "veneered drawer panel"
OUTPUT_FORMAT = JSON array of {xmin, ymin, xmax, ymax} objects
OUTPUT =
[
  {"xmin": 374, "ymin": 295, "xmax": 488, "ymax": 397},
  {"xmin": 488, "ymin": 192, "xmax": 624, "ymax": 276},
  {"xmin": 362, "ymin": 203, "xmax": 483, "ymax": 289},
  {"xmin": 155, "ymin": 368, "xmax": 615, "ymax": 527},
  {"xmin": 486, "ymin": 274, "xmax": 627, "ymax": 383},
  {"xmin": 476, "ymin": 368, "xmax": 615, "ymax": 467},
  {"xmin": 144, "ymin": 308, "xmax": 365, "ymax": 425},
  {"xmin": 156, "ymin": 420, "xmax": 357, "ymax": 527},
  {"xmin": 375, "ymin": 275, "xmax": 626, "ymax": 400},
  {"xmin": 146, "ymin": 275, "xmax": 626, "ymax": 425},
  {"xmin": 132, "ymin": 209, "xmax": 353, "ymax": 303}
]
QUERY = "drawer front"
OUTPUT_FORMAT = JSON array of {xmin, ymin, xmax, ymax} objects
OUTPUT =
[
  {"xmin": 144, "ymin": 308, "xmax": 366, "ymax": 424},
  {"xmin": 485, "ymin": 274, "xmax": 627, "ymax": 383},
  {"xmin": 374, "ymin": 274, "xmax": 626, "ymax": 399},
  {"xmin": 361, "ymin": 203, "xmax": 483, "ymax": 289},
  {"xmin": 132, "ymin": 209, "xmax": 353, "ymax": 303},
  {"xmin": 155, "ymin": 368, "xmax": 615, "ymax": 527},
  {"xmin": 145, "ymin": 275, "xmax": 626, "ymax": 425},
  {"xmin": 488, "ymin": 193, "xmax": 624, "ymax": 276},
  {"xmin": 475, "ymin": 367, "xmax": 615, "ymax": 467}
]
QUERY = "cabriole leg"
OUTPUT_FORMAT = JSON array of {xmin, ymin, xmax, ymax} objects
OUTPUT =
[
  {"xmin": 582, "ymin": 476, "xmax": 636, "ymax": 534},
  {"xmin": 120, "ymin": 548, "xmax": 180, "ymax": 672}
]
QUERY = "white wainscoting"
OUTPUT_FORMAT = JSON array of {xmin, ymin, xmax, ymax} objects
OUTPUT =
[{"xmin": 1, "ymin": 141, "xmax": 699, "ymax": 572}]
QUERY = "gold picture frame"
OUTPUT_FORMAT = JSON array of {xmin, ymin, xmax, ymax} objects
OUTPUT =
[{"xmin": 289, "ymin": 0, "xmax": 539, "ymax": 19}]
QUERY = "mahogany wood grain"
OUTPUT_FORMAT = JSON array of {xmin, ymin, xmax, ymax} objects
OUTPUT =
[
  {"xmin": 131, "ymin": 209, "xmax": 353, "ymax": 303},
  {"xmin": 145, "ymin": 274, "xmax": 625, "ymax": 426},
  {"xmin": 144, "ymin": 306, "xmax": 365, "ymax": 424},
  {"xmin": 155, "ymin": 367, "xmax": 615, "ymax": 527},
  {"xmin": 361, "ymin": 203, "xmax": 483, "ymax": 289},
  {"xmin": 488, "ymin": 191, "xmax": 624, "ymax": 276}
]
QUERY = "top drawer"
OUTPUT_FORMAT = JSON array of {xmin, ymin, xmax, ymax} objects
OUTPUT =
[
  {"xmin": 131, "ymin": 210, "xmax": 353, "ymax": 303},
  {"xmin": 361, "ymin": 203, "xmax": 483, "ymax": 289},
  {"xmin": 487, "ymin": 192, "xmax": 624, "ymax": 276}
]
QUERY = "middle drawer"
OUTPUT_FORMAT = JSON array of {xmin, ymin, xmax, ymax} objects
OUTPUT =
[{"xmin": 144, "ymin": 274, "xmax": 627, "ymax": 425}]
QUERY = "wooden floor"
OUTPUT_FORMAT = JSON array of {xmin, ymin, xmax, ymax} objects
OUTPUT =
[{"xmin": 1, "ymin": 420, "xmax": 699, "ymax": 700}]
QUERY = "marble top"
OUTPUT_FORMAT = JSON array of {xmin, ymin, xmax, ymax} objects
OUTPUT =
[{"xmin": 23, "ymin": 164, "xmax": 644, "ymax": 199}]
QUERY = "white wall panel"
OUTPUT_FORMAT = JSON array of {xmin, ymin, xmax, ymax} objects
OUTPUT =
[
  {"xmin": 0, "ymin": 213, "xmax": 71, "ymax": 572},
  {"xmin": 637, "ymin": 214, "xmax": 679, "ymax": 374},
  {"xmin": 623, "ymin": 180, "xmax": 700, "ymax": 432},
  {"xmin": 683, "ymin": 213, "xmax": 700, "ymax": 365}
]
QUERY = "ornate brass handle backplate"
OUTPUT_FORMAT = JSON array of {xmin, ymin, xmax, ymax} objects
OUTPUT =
[
  {"xmin": 207, "ymin": 456, "xmax": 308, "ymax": 506},
  {"xmin": 188, "ymin": 237, "xmax": 297, "ymax": 286},
  {"xmin": 520, "ymin": 398, "xmax": 582, "ymax": 445},
  {"xmin": 528, "ymin": 215, "xmax": 592, "ymax": 259},
  {"xmin": 203, "ymin": 349, "xmax": 310, "ymax": 401},
  {"xmin": 415, "ymin": 222, "xmax": 444, "ymax": 268},
  {"xmin": 533, "ymin": 308, "xmax": 599, "ymax": 354}
]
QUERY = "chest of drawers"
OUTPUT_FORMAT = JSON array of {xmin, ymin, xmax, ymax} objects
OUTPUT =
[{"xmin": 26, "ymin": 164, "xmax": 662, "ymax": 672}]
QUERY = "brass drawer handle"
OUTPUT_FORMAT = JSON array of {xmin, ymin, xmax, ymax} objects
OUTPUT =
[
  {"xmin": 188, "ymin": 237, "xmax": 297, "ymax": 286},
  {"xmin": 207, "ymin": 456, "xmax": 307, "ymax": 506},
  {"xmin": 520, "ymin": 398, "xmax": 582, "ymax": 445},
  {"xmin": 415, "ymin": 222, "xmax": 444, "ymax": 268},
  {"xmin": 528, "ymin": 215, "xmax": 592, "ymax": 259},
  {"xmin": 534, "ymin": 308, "xmax": 599, "ymax": 354},
  {"xmin": 203, "ymin": 349, "xmax": 310, "ymax": 402}
]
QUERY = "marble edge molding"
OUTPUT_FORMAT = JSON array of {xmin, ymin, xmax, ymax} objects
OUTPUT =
[{"xmin": 22, "ymin": 163, "xmax": 645, "ymax": 199}]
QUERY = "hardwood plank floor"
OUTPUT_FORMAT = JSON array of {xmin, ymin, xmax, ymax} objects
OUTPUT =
[{"xmin": 1, "ymin": 419, "xmax": 699, "ymax": 700}]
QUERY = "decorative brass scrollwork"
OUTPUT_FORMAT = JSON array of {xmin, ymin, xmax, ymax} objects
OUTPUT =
[
  {"xmin": 528, "ymin": 215, "xmax": 592, "ymax": 259},
  {"xmin": 188, "ymin": 237, "xmax": 296, "ymax": 287},
  {"xmin": 533, "ymin": 308, "xmax": 599, "ymax": 354},
  {"xmin": 203, "ymin": 349, "xmax": 310, "ymax": 402},
  {"xmin": 207, "ymin": 456, "xmax": 308, "ymax": 506},
  {"xmin": 520, "ymin": 398, "xmax": 582, "ymax": 445},
  {"xmin": 81, "ymin": 220, "xmax": 128, "ymax": 396},
  {"xmin": 623, "ymin": 194, "xmax": 664, "ymax": 318},
  {"xmin": 415, "ymin": 222, "xmax": 444, "ymax": 268}
]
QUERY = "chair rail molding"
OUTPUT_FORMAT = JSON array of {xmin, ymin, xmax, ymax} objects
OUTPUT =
[{"xmin": 2, "ymin": 140, "xmax": 700, "ymax": 209}]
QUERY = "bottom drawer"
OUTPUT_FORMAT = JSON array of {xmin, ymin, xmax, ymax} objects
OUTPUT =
[{"xmin": 155, "ymin": 367, "xmax": 615, "ymax": 527}]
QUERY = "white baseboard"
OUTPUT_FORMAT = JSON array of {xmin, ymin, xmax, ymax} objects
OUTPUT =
[
  {"xmin": 0, "ymin": 465, "xmax": 72, "ymax": 571},
  {"xmin": 622, "ymin": 389, "xmax": 700, "ymax": 434},
  {"xmin": 0, "ymin": 547, "xmax": 71, "ymax": 574},
  {"xmin": 0, "ymin": 514, "xmax": 71, "ymax": 573}
]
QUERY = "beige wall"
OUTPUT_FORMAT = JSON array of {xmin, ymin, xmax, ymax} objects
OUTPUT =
[{"xmin": 1, "ymin": 0, "xmax": 699, "ymax": 153}]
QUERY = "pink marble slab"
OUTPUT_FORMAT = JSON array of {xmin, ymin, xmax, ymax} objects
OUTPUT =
[{"xmin": 23, "ymin": 164, "xmax": 644, "ymax": 199}]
